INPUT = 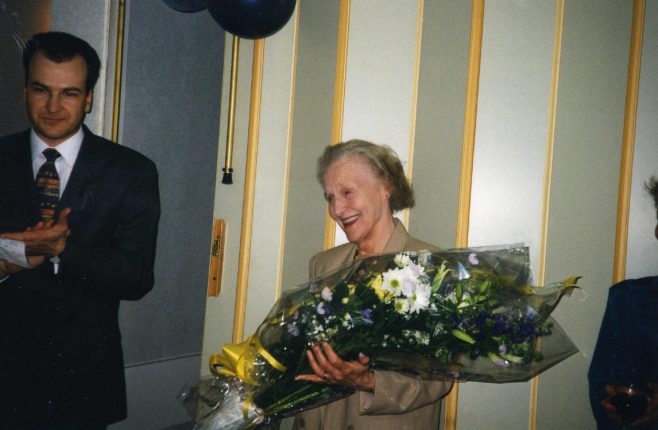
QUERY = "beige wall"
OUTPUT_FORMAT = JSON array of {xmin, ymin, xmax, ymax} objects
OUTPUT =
[{"xmin": 201, "ymin": 1, "xmax": 658, "ymax": 429}]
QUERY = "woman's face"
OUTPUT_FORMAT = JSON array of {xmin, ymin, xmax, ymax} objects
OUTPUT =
[{"xmin": 323, "ymin": 156, "xmax": 393, "ymax": 251}]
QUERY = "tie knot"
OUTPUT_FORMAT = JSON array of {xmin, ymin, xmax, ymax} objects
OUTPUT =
[{"xmin": 43, "ymin": 148, "xmax": 61, "ymax": 162}]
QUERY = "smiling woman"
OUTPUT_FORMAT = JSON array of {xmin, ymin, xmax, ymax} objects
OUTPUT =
[{"xmin": 291, "ymin": 139, "xmax": 452, "ymax": 430}]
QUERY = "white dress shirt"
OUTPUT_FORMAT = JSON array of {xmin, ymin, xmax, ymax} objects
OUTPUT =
[
  {"xmin": 31, "ymin": 127, "xmax": 84, "ymax": 195},
  {"xmin": 0, "ymin": 128, "xmax": 84, "ymax": 282}
]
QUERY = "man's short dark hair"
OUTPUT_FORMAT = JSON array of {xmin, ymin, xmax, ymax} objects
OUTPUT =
[{"xmin": 23, "ymin": 31, "xmax": 101, "ymax": 93}]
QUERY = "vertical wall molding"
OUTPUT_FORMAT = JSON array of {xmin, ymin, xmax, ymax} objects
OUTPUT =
[
  {"xmin": 403, "ymin": 0, "xmax": 425, "ymax": 228},
  {"xmin": 528, "ymin": 1, "xmax": 565, "ymax": 429},
  {"xmin": 110, "ymin": 0, "xmax": 126, "ymax": 142},
  {"xmin": 323, "ymin": 0, "xmax": 351, "ymax": 250},
  {"xmin": 232, "ymin": 40, "xmax": 265, "ymax": 344},
  {"xmin": 614, "ymin": 0, "xmax": 645, "ymax": 283},
  {"xmin": 276, "ymin": 5, "xmax": 301, "ymax": 300},
  {"xmin": 445, "ymin": 1, "xmax": 484, "ymax": 429}
]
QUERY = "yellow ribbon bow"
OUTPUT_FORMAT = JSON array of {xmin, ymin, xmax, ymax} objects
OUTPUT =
[{"xmin": 209, "ymin": 334, "xmax": 287, "ymax": 387}]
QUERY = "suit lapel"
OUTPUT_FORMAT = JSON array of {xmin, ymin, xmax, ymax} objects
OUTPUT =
[{"xmin": 59, "ymin": 128, "xmax": 101, "ymax": 225}]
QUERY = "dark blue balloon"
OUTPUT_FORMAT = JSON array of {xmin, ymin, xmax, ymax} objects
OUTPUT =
[
  {"xmin": 163, "ymin": 0, "xmax": 208, "ymax": 13},
  {"xmin": 208, "ymin": 0, "xmax": 297, "ymax": 39}
]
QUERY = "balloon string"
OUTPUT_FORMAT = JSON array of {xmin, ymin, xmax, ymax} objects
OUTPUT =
[{"xmin": 223, "ymin": 35, "xmax": 240, "ymax": 185}]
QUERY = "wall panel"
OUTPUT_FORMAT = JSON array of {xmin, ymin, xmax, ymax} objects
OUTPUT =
[
  {"xmin": 458, "ymin": 1, "xmax": 557, "ymax": 428},
  {"xmin": 336, "ymin": 0, "xmax": 421, "ymax": 245},
  {"xmin": 201, "ymin": 38, "xmax": 255, "ymax": 371},
  {"xmin": 627, "ymin": 0, "xmax": 658, "ymax": 278},
  {"xmin": 0, "ymin": 0, "xmax": 51, "ymax": 136},
  {"xmin": 538, "ymin": 1, "xmax": 633, "ymax": 429},
  {"xmin": 342, "ymin": 1, "xmax": 420, "ymax": 153},
  {"xmin": 245, "ymin": 16, "xmax": 297, "ymax": 335},
  {"xmin": 410, "ymin": 0, "xmax": 471, "ymax": 249},
  {"xmin": 281, "ymin": 0, "xmax": 340, "ymax": 292}
]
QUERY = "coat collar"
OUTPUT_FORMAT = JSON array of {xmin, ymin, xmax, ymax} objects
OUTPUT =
[
  {"xmin": 343, "ymin": 217, "xmax": 410, "ymax": 261},
  {"xmin": 382, "ymin": 218, "xmax": 411, "ymax": 254}
]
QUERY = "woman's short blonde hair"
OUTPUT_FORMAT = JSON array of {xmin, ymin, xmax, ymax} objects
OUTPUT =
[{"xmin": 317, "ymin": 139, "xmax": 414, "ymax": 212}]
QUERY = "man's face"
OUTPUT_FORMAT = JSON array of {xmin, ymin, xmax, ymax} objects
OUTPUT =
[{"xmin": 24, "ymin": 52, "xmax": 92, "ymax": 147}]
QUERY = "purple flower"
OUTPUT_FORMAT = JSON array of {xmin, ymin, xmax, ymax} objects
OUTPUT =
[
  {"xmin": 468, "ymin": 252, "xmax": 479, "ymax": 265},
  {"xmin": 316, "ymin": 302, "xmax": 328, "ymax": 315},
  {"xmin": 360, "ymin": 308, "xmax": 374, "ymax": 323},
  {"xmin": 287, "ymin": 323, "xmax": 300, "ymax": 337},
  {"xmin": 498, "ymin": 344, "xmax": 507, "ymax": 354},
  {"xmin": 493, "ymin": 358, "xmax": 509, "ymax": 367},
  {"xmin": 321, "ymin": 287, "xmax": 333, "ymax": 302}
]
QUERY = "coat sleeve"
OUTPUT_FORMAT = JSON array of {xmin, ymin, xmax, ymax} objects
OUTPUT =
[
  {"xmin": 59, "ymin": 157, "xmax": 160, "ymax": 300},
  {"xmin": 359, "ymin": 370, "xmax": 451, "ymax": 415}
]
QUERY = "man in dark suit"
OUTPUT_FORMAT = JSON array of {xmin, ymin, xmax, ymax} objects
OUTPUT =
[{"xmin": 0, "ymin": 31, "xmax": 160, "ymax": 429}]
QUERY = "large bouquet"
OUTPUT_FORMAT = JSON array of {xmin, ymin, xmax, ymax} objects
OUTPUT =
[{"xmin": 180, "ymin": 245, "xmax": 579, "ymax": 429}]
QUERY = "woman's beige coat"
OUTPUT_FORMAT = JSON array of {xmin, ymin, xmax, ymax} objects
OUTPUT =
[{"xmin": 292, "ymin": 219, "xmax": 453, "ymax": 430}]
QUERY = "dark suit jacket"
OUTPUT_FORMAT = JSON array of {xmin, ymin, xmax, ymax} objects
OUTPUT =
[
  {"xmin": 588, "ymin": 276, "xmax": 658, "ymax": 429},
  {"xmin": 293, "ymin": 219, "xmax": 451, "ymax": 430},
  {"xmin": 0, "ymin": 126, "xmax": 160, "ymax": 427}
]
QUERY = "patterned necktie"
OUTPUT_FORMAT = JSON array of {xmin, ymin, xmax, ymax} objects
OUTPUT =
[{"xmin": 34, "ymin": 148, "xmax": 61, "ymax": 222}]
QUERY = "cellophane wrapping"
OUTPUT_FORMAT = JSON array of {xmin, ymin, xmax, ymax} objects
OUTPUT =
[{"xmin": 180, "ymin": 245, "xmax": 579, "ymax": 429}]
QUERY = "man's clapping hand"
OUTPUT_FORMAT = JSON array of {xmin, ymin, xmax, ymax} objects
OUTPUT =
[{"xmin": 0, "ymin": 208, "xmax": 71, "ymax": 257}]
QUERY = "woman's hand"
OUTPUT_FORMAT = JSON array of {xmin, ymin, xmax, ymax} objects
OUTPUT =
[{"xmin": 295, "ymin": 342, "xmax": 376, "ymax": 392}]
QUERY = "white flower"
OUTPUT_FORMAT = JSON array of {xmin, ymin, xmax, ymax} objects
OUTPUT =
[
  {"xmin": 394, "ymin": 298, "xmax": 410, "ymax": 314},
  {"xmin": 321, "ymin": 287, "xmax": 333, "ymax": 301},
  {"xmin": 381, "ymin": 267, "xmax": 407, "ymax": 297},
  {"xmin": 394, "ymin": 253, "xmax": 412, "ymax": 267},
  {"xmin": 342, "ymin": 313, "xmax": 354, "ymax": 329},
  {"xmin": 406, "ymin": 260, "xmax": 425, "ymax": 278},
  {"xmin": 408, "ymin": 282, "xmax": 432, "ymax": 314},
  {"xmin": 417, "ymin": 331, "xmax": 430, "ymax": 345},
  {"xmin": 433, "ymin": 322, "xmax": 446, "ymax": 336},
  {"xmin": 401, "ymin": 329, "xmax": 430, "ymax": 345},
  {"xmin": 417, "ymin": 251, "xmax": 431, "ymax": 266}
]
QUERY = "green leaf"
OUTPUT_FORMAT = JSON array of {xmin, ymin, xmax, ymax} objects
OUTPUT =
[{"xmin": 451, "ymin": 329, "xmax": 476, "ymax": 344}]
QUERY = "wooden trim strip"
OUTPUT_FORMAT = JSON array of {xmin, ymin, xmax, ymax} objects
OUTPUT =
[
  {"xmin": 276, "ymin": 4, "xmax": 301, "ymax": 300},
  {"xmin": 528, "ymin": 1, "xmax": 565, "ymax": 429},
  {"xmin": 613, "ymin": 0, "xmax": 645, "ymax": 283},
  {"xmin": 323, "ymin": 0, "xmax": 351, "ymax": 250},
  {"xmin": 110, "ymin": 0, "xmax": 126, "ymax": 143},
  {"xmin": 445, "ymin": 0, "xmax": 485, "ymax": 429},
  {"xmin": 207, "ymin": 219, "xmax": 227, "ymax": 297},
  {"xmin": 403, "ymin": 0, "xmax": 425, "ymax": 228},
  {"xmin": 232, "ymin": 40, "xmax": 265, "ymax": 344}
]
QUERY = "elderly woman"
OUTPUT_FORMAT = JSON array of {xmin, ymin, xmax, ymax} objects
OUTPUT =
[{"xmin": 293, "ymin": 140, "xmax": 453, "ymax": 429}]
